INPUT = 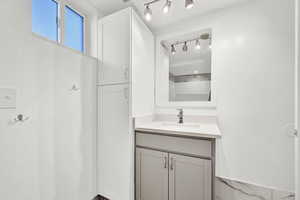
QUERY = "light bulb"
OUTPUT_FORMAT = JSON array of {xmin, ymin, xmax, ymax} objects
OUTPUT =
[
  {"xmin": 185, "ymin": 0, "xmax": 194, "ymax": 9},
  {"xmin": 195, "ymin": 39, "xmax": 201, "ymax": 50},
  {"xmin": 163, "ymin": 0, "xmax": 171, "ymax": 14},
  {"xmin": 144, "ymin": 5, "xmax": 152, "ymax": 21},
  {"xmin": 171, "ymin": 44, "xmax": 176, "ymax": 55}
]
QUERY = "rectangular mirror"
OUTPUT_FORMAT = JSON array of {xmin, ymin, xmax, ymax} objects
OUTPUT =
[
  {"xmin": 156, "ymin": 29, "xmax": 215, "ymax": 108},
  {"xmin": 162, "ymin": 31, "xmax": 212, "ymax": 102}
]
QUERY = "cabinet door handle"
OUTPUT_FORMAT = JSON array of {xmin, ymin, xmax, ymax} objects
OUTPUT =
[
  {"xmin": 170, "ymin": 158, "xmax": 174, "ymax": 170},
  {"xmin": 164, "ymin": 156, "xmax": 168, "ymax": 169}
]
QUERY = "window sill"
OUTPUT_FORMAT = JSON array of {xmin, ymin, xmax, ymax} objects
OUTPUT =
[{"xmin": 31, "ymin": 32, "xmax": 96, "ymax": 60}]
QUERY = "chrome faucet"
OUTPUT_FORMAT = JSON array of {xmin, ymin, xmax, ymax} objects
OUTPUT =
[{"xmin": 177, "ymin": 109, "xmax": 184, "ymax": 124}]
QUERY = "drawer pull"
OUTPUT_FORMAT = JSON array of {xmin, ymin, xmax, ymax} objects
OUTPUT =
[
  {"xmin": 164, "ymin": 156, "xmax": 168, "ymax": 169},
  {"xmin": 170, "ymin": 158, "xmax": 174, "ymax": 170}
]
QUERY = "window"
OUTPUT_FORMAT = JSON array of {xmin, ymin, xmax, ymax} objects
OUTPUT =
[
  {"xmin": 64, "ymin": 6, "xmax": 84, "ymax": 52},
  {"xmin": 32, "ymin": 0, "xmax": 58, "ymax": 42},
  {"xmin": 32, "ymin": 0, "xmax": 85, "ymax": 53}
]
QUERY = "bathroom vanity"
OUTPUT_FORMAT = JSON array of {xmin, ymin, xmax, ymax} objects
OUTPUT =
[
  {"xmin": 134, "ymin": 118, "xmax": 221, "ymax": 200},
  {"xmin": 132, "ymin": 25, "xmax": 221, "ymax": 200}
]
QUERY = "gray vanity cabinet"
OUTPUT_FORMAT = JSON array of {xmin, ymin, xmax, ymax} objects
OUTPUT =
[
  {"xmin": 169, "ymin": 154, "xmax": 212, "ymax": 200},
  {"xmin": 136, "ymin": 148, "xmax": 169, "ymax": 200},
  {"xmin": 135, "ymin": 132, "xmax": 214, "ymax": 200}
]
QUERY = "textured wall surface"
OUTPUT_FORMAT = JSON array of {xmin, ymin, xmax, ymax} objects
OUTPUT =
[{"xmin": 216, "ymin": 177, "xmax": 295, "ymax": 200}]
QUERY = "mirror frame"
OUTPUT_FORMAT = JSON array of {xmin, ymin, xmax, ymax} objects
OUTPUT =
[{"xmin": 155, "ymin": 28, "xmax": 216, "ymax": 108}]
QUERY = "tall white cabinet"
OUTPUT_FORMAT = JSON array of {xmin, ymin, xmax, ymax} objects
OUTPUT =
[
  {"xmin": 97, "ymin": 8, "xmax": 155, "ymax": 200},
  {"xmin": 99, "ymin": 9, "xmax": 131, "ymax": 85}
]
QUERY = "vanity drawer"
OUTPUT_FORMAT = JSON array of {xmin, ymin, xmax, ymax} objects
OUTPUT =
[{"xmin": 135, "ymin": 132, "xmax": 212, "ymax": 158}]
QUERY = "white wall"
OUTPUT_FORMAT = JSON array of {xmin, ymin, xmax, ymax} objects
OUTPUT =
[
  {"xmin": 155, "ymin": 0, "xmax": 295, "ymax": 192},
  {"xmin": 0, "ymin": 0, "xmax": 98, "ymax": 200},
  {"xmin": 172, "ymin": 81, "xmax": 210, "ymax": 101},
  {"xmin": 174, "ymin": 81, "xmax": 210, "ymax": 95}
]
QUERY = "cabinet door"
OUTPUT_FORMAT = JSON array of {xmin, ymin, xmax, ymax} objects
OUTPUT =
[
  {"xmin": 169, "ymin": 154, "xmax": 212, "ymax": 200},
  {"xmin": 131, "ymin": 11, "xmax": 155, "ymax": 117},
  {"xmin": 136, "ymin": 148, "xmax": 169, "ymax": 200},
  {"xmin": 97, "ymin": 84, "xmax": 131, "ymax": 200},
  {"xmin": 99, "ymin": 8, "xmax": 131, "ymax": 85}
]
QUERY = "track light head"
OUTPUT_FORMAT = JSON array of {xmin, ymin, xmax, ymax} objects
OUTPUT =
[
  {"xmin": 183, "ymin": 42, "xmax": 188, "ymax": 52},
  {"xmin": 185, "ymin": 0, "xmax": 194, "ymax": 9},
  {"xmin": 171, "ymin": 44, "xmax": 176, "ymax": 55},
  {"xmin": 163, "ymin": 0, "xmax": 172, "ymax": 14},
  {"xmin": 195, "ymin": 39, "xmax": 201, "ymax": 50},
  {"xmin": 144, "ymin": 0, "xmax": 194, "ymax": 19},
  {"xmin": 144, "ymin": 5, "xmax": 152, "ymax": 21}
]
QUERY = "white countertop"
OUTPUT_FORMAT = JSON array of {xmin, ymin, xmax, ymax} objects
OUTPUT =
[{"xmin": 135, "ymin": 115, "xmax": 221, "ymax": 139}]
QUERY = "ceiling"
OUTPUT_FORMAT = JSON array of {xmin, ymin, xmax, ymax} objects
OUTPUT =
[{"xmin": 88, "ymin": 0, "xmax": 250, "ymax": 31}]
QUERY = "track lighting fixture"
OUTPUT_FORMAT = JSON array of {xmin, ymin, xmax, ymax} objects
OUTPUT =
[
  {"xmin": 182, "ymin": 42, "xmax": 188, "ymax": 52},
  {"xmin": 144, "ymin": 5, "xmax": 152, "ymax": 21},
  {"xmin": 144, "ymin": 0, "xmax": 194, "ymax": 19},
  {"xmin": 163, "ymin": 0, "xmax": 172, "ymax": 13},
  {"xmin": 195, "ymin": 39, "xmax": 201, "ymax": 50},
  {"xmin": 171, "ymin": 44, "xmax": 176, "ymax": 55},
  {"xmin": 185, "ymin": 0, "xmax": 194, "ymax": 9},
  {"xmin": 169, "ymin": 33, "xmax": 211, "ymax": 55}
]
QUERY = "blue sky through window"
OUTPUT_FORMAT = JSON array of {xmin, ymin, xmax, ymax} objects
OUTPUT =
[
  {"xmin": 64, "ymin": 6, "xmax": 84, "ymax": 52},
  {"xmin": 32, "ymin": 0, "xmax": 58, "ymax": 41}
]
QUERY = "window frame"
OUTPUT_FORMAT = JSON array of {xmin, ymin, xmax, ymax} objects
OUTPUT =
[
  {"xmin": 32, "ymin": 0, "xmax": 86, "ymax": 54},
  {"xmin": 60, "ymin": 2, "xmax": 86, "ymax": 53},
  {"xmin": 32, "ymin": 0, "xmax": 60, "ymax": 42}
]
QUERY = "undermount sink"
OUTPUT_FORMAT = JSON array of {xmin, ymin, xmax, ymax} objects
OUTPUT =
[{"xmin": 161, "ymin": 122, "xmax": 201, "ymax": 129}]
